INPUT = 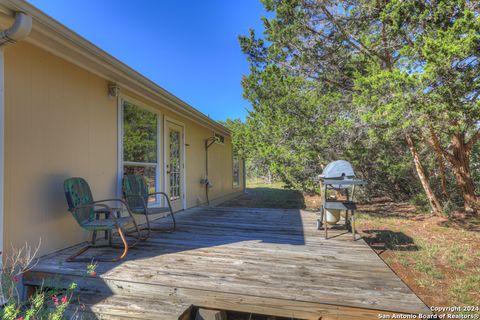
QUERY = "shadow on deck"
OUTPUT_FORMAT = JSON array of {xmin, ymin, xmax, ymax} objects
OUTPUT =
[{"xmin": 23, "ymin": 206, "xmax": 430, "ymax": 319}]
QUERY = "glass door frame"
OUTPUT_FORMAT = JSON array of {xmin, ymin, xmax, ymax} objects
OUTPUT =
[
  {"xmin": 163, "ymin": 116, "xmax": 186, "ymax": 210},
  {"xmin": 117, "ymin": 95, "xmax": 163, "ymax": 206}
]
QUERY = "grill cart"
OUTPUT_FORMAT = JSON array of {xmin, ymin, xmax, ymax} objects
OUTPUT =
[{"xmin": 317, "ymin": 160, "xmax": 367, "ymax": 240}]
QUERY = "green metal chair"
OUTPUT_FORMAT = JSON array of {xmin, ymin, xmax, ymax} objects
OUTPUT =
[
  {"xmin": 64, "ymin": 177, "xmax": 143, "ymax": 262},
  {"xmin": 122, "ymin": 174, "xmax": 176, "ymax": 238}
]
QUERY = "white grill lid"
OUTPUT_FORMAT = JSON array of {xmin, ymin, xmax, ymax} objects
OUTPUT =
[{"xmin": 321, "ymin": 160, "xmax": 355, "ymax": 179}]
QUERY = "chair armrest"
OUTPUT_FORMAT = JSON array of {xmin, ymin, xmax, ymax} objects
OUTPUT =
[
  {"xmin": 92, "ymin": 198, "xmax": 137, "ymax": 219},
  {"xmin": 148, "ymin": 192, "xmax": 174, "ymax": 211}
]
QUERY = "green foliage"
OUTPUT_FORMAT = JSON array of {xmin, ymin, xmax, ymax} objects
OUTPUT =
[
  {"xmin": 0, "ymin": 245, "xmax": 89, "ymax": 320},
  {"xmin": 233, "ymin": 0, "xmax": 480, "ymax": 206},
  {"xmin": 220, "ymin": 118, "xmax": 249, "ymax": 159},
  {"xmin": 1, "ymin": 270, "xmax": 76, "ymax": 320},
  {"xmin": 123, "ymin": 102, "xmax": 157, "ymax": 163}
]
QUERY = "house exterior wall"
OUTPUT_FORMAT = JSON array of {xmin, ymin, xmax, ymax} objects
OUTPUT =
[
  {"xmin": 122, "ymin": 90, "xmax": 243, "ymax": 209},
  {"xmin": 4, "ymin": 42, "xmax": 243, "ymax": 257}
]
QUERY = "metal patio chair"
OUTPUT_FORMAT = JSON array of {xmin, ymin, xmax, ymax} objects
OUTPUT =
[
  {"xmin": 64, "ymin": 177, "xmax": 143, "ymax": 262},
  {"xmin": 122, "ymin": 174, "xmax": 176, "ymax": 238}
]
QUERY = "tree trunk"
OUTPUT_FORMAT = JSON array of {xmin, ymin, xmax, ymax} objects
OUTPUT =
[
  {"xmin": 436, "ymin": 153, "xmax": 449, "ymax": 200},
  {"xmin": 428, "ymin": 128, "xmax": 480, "ymax": 213},
  {"xmin": 405, "ymin": 134, "xmax": 443, "ymax": 215},
  {"xmin": 428, "ymin": 127, "xmax": 449, "ymax": 199},
  {"xmin": 448, "ymin": 133, "xmax": 480, "ymax": 213}
]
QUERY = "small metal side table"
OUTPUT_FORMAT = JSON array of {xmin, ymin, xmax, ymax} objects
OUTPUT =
[{"xmin": 318, "ymin": 177, "xmax": 367, "ymax": 240}]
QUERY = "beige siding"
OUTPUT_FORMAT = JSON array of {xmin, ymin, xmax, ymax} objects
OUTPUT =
[
  {"xmin": 122, "ymin": 90, "xmax": 243, "ymax": 208},
  {"xmin": 4, "ymin": 42, "xmax": 243, "ymax": 257}
]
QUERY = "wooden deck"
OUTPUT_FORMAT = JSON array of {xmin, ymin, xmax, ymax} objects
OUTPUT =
[{"xmin": 24, "ymin": 206, "xmax": 430, "ymax": 319}]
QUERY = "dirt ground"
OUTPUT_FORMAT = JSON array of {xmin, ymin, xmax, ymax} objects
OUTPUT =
[
  {"xmin": 221, "ymin": 183, "xmax": 480, "ymax": 313},
  {"xmin": 354, "ymin": 201, "xmax": 480, "ymax": 309}
]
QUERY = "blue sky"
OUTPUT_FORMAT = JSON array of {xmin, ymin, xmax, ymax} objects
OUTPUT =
[{"xmin": 28, "ymin": 1, "xmax": 268, "ymax": 121}]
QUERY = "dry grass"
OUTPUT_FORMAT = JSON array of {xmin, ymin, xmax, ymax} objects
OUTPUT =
[
  {"xmin": 222, "ymin": 182, "xmax": 305, "ymax": 209},
  {"xmin": 355, "ymin": 212, "xmax": 480, "ymax": 311}
]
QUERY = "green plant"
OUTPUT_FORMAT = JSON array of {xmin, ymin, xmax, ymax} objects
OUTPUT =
[
  {"xmin": 0, "ymin": 243, "xmax": 80, "ymax": 320},
  {"xmin": 414, "ymin": 260, "xmax": 443, "ymax": 280},
  {"xmin": 86, "ymin": 262, "xmax": 97, "ymax": 277},
  {"xmin": 442, "ymin": 200, "xmax": 460, "ymax": 216}
]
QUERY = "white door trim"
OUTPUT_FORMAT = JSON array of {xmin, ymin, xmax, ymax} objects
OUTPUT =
[{"xmin": 163, "ymin": 116, "xmax": 187, "ymax": 210}]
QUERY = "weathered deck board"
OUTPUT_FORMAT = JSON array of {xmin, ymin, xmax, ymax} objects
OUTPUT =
[
  {"xmin": 25, "ymin": 206, "xmax": 430, "ymax": 319},
  {"xmin": 64, "ymin": 293, "xmax": 192, "ymax": 320}
]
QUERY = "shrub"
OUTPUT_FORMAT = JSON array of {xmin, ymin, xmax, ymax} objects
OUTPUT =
[{"xmin": 0, "ymin": 243, "xmax": 83, "ymax": 320}]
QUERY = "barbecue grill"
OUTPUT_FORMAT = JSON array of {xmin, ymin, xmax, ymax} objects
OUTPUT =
[{"xmin": 317, "ymin": 160, "xmax": 367, "ymax": 240}]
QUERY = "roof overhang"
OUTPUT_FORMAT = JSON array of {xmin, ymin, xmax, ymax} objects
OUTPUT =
[{"xmin": 0, "ymin": 0, "xmax": 231, "ymax": 136}]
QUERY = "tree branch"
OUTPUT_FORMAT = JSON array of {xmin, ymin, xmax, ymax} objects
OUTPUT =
[
  {"xmin": 319, "ymin": 5, "xmax": 384, "ymax": 63},
  {"xmin": 427, "ymin": 125, "xmax": 455, "ymax": 164},
  {"xmin": 466, "ymin": 129, "xmax": 480, "ymax": 152},
  {"xmin": 309, "ymin": 74, "xmax": 356, "ymax": 93}
]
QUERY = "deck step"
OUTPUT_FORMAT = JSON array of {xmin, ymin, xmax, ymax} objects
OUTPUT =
[{"xmin": 64, "ymin": 293, "xmax": 192, "ymax": 319}]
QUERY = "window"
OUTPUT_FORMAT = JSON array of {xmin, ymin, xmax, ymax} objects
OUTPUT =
[
  {"xmin": 168, "ymin": 128, "xmax": 182, "ymax": 200},
  {"xmin": 122, "ymin": 100, "xmax": 159, "ymax": 202},
  {"xmin": 233, "ymin": 157, "xmax": 240, "ymax": 187},
  {"xmin": 214, "ymin": 132, "xmax": 225, "ymax": 144}
]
